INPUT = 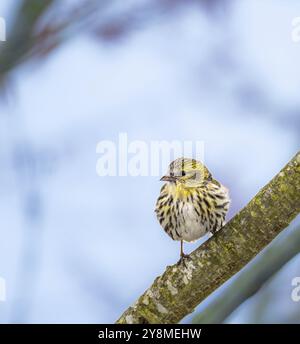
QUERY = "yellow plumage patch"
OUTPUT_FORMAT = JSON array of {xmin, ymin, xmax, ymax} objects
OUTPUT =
[{"xmin": 155, "ymin": 158, "xmax": 230, "ymax": 246}]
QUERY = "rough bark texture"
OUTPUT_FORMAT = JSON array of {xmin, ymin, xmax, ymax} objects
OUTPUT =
[
  {"xmin": 192, "ymin": 223, "xmax": 300, "ymax": 324},
  {"xmin": 116, "ymin": 151, "xmax": 300, "ymax": 324}
]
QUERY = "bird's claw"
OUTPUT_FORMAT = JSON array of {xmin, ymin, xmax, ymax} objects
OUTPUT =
[{"xmin": 177, "ymin": 254, "xmax": 190, "ymax": 266}]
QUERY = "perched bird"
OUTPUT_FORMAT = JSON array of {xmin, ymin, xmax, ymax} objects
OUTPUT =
[{"xmin": 155, "ymin": 158, "xmax": 230, "ymax": 262}]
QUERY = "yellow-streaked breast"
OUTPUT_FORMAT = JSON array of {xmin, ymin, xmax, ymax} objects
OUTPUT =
[{"xmin": 155, "ymin": 158, "xmax": 230, "ymax": 243}]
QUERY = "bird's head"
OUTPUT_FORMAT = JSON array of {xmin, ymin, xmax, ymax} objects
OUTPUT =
[{"xmin": 160, "ymin": 158, "xmax": 212, "ymax": 188}]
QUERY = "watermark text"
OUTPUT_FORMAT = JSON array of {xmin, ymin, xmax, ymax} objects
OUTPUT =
[
  {"xmin": 291, "ymin": 17, "xmax": 300, "ymax": 42},
  {"xmin": 96, "ymin": 133, "xmax": 204, "ymax": 177},
  {"xmin": 0, "ymin": 17, "xmax": 6, "ymax": 42},
  {"xmin": 291, "ymin": 277, "xmax": 300, "ymax": 302},
  {"xmin": 0, "ymin": 277, "xmax": 6, "ymax": 302}
]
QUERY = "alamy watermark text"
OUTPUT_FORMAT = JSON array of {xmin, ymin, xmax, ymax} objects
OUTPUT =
[
  {"xmin": 291, "ymin": 277, "xmax": 300, "ymax": 302},
  {"xmin": 96, "ymin": 133, "xmax": 204, "ymax": 177},
  {"xmin": 0, "ymin": 17, "xmax": 6, "ymax": 42},
  {"xmin": 0, "ymin": 277, "xmax": 6, "ymax": 302},
  {"xmin": 292, "ymin": 17, "xmax": 300, "ymax": 42}
]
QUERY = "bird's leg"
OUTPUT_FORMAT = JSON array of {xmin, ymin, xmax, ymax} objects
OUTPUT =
[
  {"xmin": 177, "ymin": 240, "xmax": 189, "ymax": 265},
  {"xmin": 180, "ymin": 240, "xmax": 189, "ymax": 258}
]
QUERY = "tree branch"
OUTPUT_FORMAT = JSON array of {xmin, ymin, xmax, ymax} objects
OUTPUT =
[
  {"xmin": 192, "ymin": 223, "xmax": 300, "ymax": 324},
  {"xmin": 116, "ymin": 151, "xmax": 300, "ymax": 324}
]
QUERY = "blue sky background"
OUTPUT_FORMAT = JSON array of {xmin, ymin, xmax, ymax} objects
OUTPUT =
[{"xmin": 0, "ymin": 0, "xmax": 300, "ymax": 323}]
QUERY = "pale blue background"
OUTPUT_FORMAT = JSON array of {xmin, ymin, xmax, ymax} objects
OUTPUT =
[{"xmin": 0, "ymin": 0, "xmax": 299, "ymax": 323}]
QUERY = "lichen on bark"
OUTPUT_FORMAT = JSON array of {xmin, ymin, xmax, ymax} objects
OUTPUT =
[{"xmin": 116, "ymin": 151, "xmax": 300, "ymax": 324}]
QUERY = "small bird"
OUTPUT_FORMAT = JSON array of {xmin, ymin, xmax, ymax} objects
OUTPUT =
[{"xmin": 155, "ymin": 158, "xmax": 230, "ymax": 262}]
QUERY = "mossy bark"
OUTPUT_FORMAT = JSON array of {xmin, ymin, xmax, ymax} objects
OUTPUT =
[
  {"xmin": 192, "ymin": 224, "xmax": 300, "ymax": 324},
  {"xmin": 116, "ymin": 151, "xmax": 300, "ymax": 324}
]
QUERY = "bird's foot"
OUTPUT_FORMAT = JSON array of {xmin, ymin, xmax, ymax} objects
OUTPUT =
[{"xmin": 177, "ymin": 253, "xmax": 190, "ymax": 267}]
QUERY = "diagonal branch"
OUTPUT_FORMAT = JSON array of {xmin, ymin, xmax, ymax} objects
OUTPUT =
[
  {"xmin": 192, "ymin": 223, "xmax": 300, "ymax": 324},
  {"xmin": 116, "ymin": 151, "xmax": 300, "ymax": 324}
]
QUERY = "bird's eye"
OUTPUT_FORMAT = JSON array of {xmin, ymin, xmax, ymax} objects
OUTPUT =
[{"xmin": 181, "ymin": 171, "xmax": 186, "ymax": 177}]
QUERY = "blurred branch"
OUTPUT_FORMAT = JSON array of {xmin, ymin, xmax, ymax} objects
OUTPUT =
[
  {"xmin": 0, "ymin": 0, "xmax": 231, "ymax": 84},
  {"xmin": 116, "ymin": 151, "xmax": 300, "ymax": 324},
  {"xmin": 0, "ymin": 0, "xmax": 179, "ymax": 82},
  {"xmin": 0, "ymin": 0, "xmax": 54, "ymax": 77},
  {"xmin": 192, "ymin": 224, "xmax": 300, "ymax": 324}
]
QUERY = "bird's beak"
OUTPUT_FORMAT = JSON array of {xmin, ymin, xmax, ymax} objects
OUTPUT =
[{"xmin": 160, "ymin": 175, "xmax": 177, "ymax": 182}]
